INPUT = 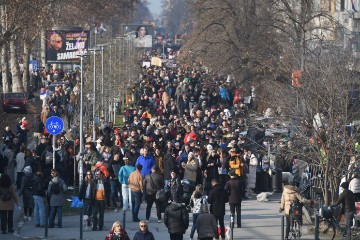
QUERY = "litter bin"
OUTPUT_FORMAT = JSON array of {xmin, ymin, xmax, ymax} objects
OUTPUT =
[{"xmin": 272, "ymin": 168, "xmax": 282, "ymax": 192}]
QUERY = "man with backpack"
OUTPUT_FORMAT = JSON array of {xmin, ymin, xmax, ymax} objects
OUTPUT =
[{"xmin": 47, "ymin": 169, "xmax": 67, "ymax": 228}]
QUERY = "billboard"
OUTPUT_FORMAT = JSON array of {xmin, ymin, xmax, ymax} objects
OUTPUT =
[
  {"xmin": 46, "ymin": 30, "xmax": 90, "ymax": 63},
  {"xmin": 123, "ymin": 24, "xmax": 153, "ymax": 48}
]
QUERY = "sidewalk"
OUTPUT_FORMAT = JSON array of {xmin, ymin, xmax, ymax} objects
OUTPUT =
[{"xmin": 4, "ymin": 193, "xmax": 317, "ymax": 240}]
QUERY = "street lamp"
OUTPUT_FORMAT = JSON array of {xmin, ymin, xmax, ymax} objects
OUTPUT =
[
  {"xmin": 97, "ymin": 43, "xmax": 112, "ymax": 119},
  {"xmin": 76, "ymin": 53, "xmax": 90, "ymax": 188},
  {"xmin": 88, "ymin": 47, "xmax": 100, "ymax": 142}
]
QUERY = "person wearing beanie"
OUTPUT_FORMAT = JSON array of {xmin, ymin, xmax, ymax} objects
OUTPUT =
[
  {"xmin": 332, "ymin": 181, "xmax": 355, "ymax": 238},
  {"xmin": 20, "ymin": 166, "xmax": 34, "ymax": 222},
  {"xmin": 128, "ymin": 164, "xmax": 144, "ymax": 222}
]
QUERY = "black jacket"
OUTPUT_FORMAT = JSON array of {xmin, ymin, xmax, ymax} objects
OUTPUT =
[
  {"xmin": 78, "ymin": 179, "xmax": 92, "ymax": 201},
  {"xmin": 143, "ymin": 172, "xmax": 164, "ymax": 195},
  {"xmin": 224, "ymin": 177, "xmax": 242, "ymax": 204},
  {"xmin": 334, "ymin": 189, "xmax": 355, "ymax": 213},
  {"xmin": 133, "ymin": 230, "xmax": 155, "ymax": 240},
  {"xmin": 163, "ymin": 152, "xmax": 176, "ymax": 180},
  {"xmin": 90, "ymin": 177, "xmax": 110, "ymax": 202},
  {"xmin": 164, "ymin": 202, "xmax": 189, "ymax": 234},
  {"xmin": 196, "ymin": 212, "xmax": 218, "ymax": 238},
  {"xmin": 208, "ymin": 183, "xmax": 227, "ymax": 216},
  {"xmin": 33, "ymin": 119, "xmax": 45, "ymax": 133}
]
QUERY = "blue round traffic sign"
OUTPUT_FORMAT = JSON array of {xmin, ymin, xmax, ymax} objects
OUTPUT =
[{"xmin": 45, "ymin": 116, "xmax": 64, "ymax": 135}]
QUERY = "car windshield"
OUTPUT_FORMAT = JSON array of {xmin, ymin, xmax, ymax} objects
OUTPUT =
[{"xmin": 4, "ymin": 93, "xmax": 25, "ymax": 99}]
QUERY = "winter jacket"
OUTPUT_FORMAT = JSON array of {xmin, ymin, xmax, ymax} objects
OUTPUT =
[
  {"xmin": 224, "ymin": 177, "xmax": 242, "ymax": 204},
  {"xmin": 247, "ymin": 154, "xmax": 258, "ymax": 189},
  {"xmin": 208, "ymin": 184, "xmax": 227, "ymax": 217},
  {"xmin": 135, "ymin": 154, "xmax": 155, "ymax": 177},
  {"xmin": 143, "ymin": 172, "xmax": 164, "ymax": 195},
  {"xmin": 132, "ymin": 230, "xmax": 155, "ymax": 240},
  {"xmin": 164, "ymin": 202, "xmax": 189, "ymax": 234},
  {"xmin": 0, "ymin": 185, "xmax": 18, "ymax": 211},
  {"xmin": 280, "ymin": 185, "xmax": 311, "ymax": 215},
  {"xmin": 47, "ymin": 176, "xmax": 67, "ymax": 206},
  {"xmin": 196, "ymin": 212, "xmax": 218, "ymax": 239},
  {"xmin": 128, "ymin": 170, "xmax": 144, "ymax": 193},
  {"xmin": 190, "ymin": 192, "xmax": 207, "ymax": 214},
  {"xmin": 93, "ymin": 162, "xmax": 110, "ymax": 178},
  {"xmin": 20, "ymin": 172, "xmax": 34, "ymax": 208},
  {"xmin": 334, "ymin": 189, "xmax": 356, "ymax": 213},
  {"xmin": 31, "ymin": 173, "xmax": 45, "ymax": 197},
  {"xmin": 118, "ymin": 165, "xmax": 136, "ymax": 185},
  {"xmin": 79, "ymin": 179, "xmax": 92, "ymax": 201},
  {"xmin": 90, "ymin": 177, "xmax": 110, "ymax": 202},
  {"xmin": 104, "ymin": 229, "xmax": 130, "ymax": 240},
  {"xmin": 163, "ymin": 152, "xmax": 176, "ymax": 180},
  {"xmin": 184, "ymin": 160, "xmax": 199, "ymax": 183},
  {"xmin": 229, "ymin": 155, "xmax": 245, "ymax": 177}
]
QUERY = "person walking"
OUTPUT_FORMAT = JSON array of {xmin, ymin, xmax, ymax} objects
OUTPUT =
[
  {"xmin": 79, "ymin": 170, "xmax": 93, "ymax": 227},
  {"xmin": 47, "ymin": 169, "xmax": 67, "ymax": 228},
  {"xmin": 164, "ymin": 194, "xmax": 189, "ymax": 240},
  {"xmin": 135, "ymin": 148, "xmax": 155, "ymax": 177},
  {"xmin": 133, "ymin": 220, "xmax": 155, "ymax": 240},
  {"xmin": 332, "ymin": 181, "xmax": 356, "ymax": 239},
  {"xmin": 143, "ymin": 165, "xmax": 164, "ymax": 222},
  {"xmin": 109, "ymin": 153, "xmax": 123, "ymax": 212},
  {"xmin": 15, "ymin": 145, "xmax": 26, "ymax": 190},
  {"xmin": 189, "ymin": 184, "xmax": 207, "ymax": 240},
  {"xmin": 208, "ymin": 179, "xmax": 227, "ymax": 239},
  {"xmin": 19, "ymin": 166, "xmax": 34, "ymax": 222},
  {"xmin": 104, "ymin": 221, "xmax": 130, "ymax": 240},
  {"xmin": 31, "ymin": 170, "xmax": 46, "ymax": 227},
  {"xmin": 91, "ymin": 170, "xmax": 109, "ymax": 231},
  {"xmin": 0, "ymin": 173, "xmax": 18, "ymax": 234},
  {"xmin": 224, "ymin": 171, "xmax": 243, "ymax": 228},
  {"xmin": 118, "ymin": 158, "xmax": 135, "ymax": 211},
  {"xmin": 196, "ymin": 204, "xmax": 218, "ymax": 240},
  {"xmin": 128, "ymin": 164, "xmax": 144, "ymax": 222}
]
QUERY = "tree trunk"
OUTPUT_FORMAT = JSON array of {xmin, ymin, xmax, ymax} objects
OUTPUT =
[
  {"xmin": 22, "ymin": 40, "xmax": 30, "ymax": 93},
  {"xmin": 40, "ymin": 29, "xmax": 46, "ymax": 69},
  {"xmin": 1, "ymin": 44, "xmax": 9, "ymax": 93},
  {"xmin": 9, "ymin": 37, "xmax": 23, "ymax": 92}
]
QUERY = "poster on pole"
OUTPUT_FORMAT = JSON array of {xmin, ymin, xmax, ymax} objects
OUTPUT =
[
  {"xmin": 46, "ymin": 30, "xmax": 90, "ymax": 63},
  {"xmin": 123, "ymin": 24, "xmax": 153, "ymax": 48}
]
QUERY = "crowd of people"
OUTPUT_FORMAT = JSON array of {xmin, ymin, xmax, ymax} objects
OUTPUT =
[{"xmin": 0, "ymin": 45, "xmax": 286, "ymax": 240}]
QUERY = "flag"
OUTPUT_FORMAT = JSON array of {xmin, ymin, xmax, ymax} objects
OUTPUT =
[{"xmin": 352, "ymin": 0, "xmax": 357, "ymax": 12}]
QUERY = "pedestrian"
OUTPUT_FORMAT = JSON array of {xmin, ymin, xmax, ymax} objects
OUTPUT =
[
  {"xmin": 162, "ymin": 149, "xmax": 177, "ymax": 191},
  {"xmin": 32, "ymin": 116, "xmax": 45, "ymax": 146},
  {"xmin": 133, "ymin": 220, "xmax": 155, "ymax": 240},
  {"xmin": 79, "ymin": 170, "xmax": 93, "ymax": 227},
  {"xmin": 164, "ymin": 194, "xmax": 189, "ymax": 240},
  {"xmin": 128, "ymin": 164, "xmax": 144, "ymax": 222},
  {"xmin": 228, "ymin": 148, "xmax": 247, "ymax": 199},
  {"xmin": 189, "ymin": 184, "xmax": 207, "ymax": 240},
  {"xmin": 196, "ymin": 204, "xmax": 218, "ymax": 240},
  {"xmin": 183, "ymin": 152, "xmax": 199, "ymax": 186},
  {"xmin": 135, "ymin": 147, "xmax": 155, "ymax": 177},
  {"xmin": 143, "ymin": 165, "xmax": 164, "ymax": 222},
  {"xmin": 2, "ymin": 126, "xmax": 15, "ymax": 146},
  {"xmin": 207, "ymin": 179, "xmax": 227, "ymax": 239},
  {"xmin": 118, "ymin": 158, "xmax": 135, "ymax": 211},
  {"xmin": 224, "ymin": 171, "xmax": 243, "ymax": 228},
  {"xmin": 0, "ymin": 173, "xmax": 18, "ymax": 234},
  {"xmin": 91, "ymin": 170, "xmax": 108, "ymax": 231},
  {"xmin": 19, "ymin": 166, "xmax": 34, "ymax": 222},
  {"xmin": 109, "ymin": 153, "xmax": 123, "ymax": 212},
  {"xmin": 332, "ymin": 181, "xmax": 355, "ymax": 239},
  {"xmin": 169, "ymin": 170, "xmax": 182, "ymax": 202},
  {"xmin": 15, "ymin": 145, "xmax": 26, "ymax": 190},
  {"xmin": 31, "ymin": 170, "xmax": 46, "ymax": 227},
  {"xmin": 47, "ymin": 169, "xmax": 67, "ymax": 228},
  {"xmin": 104, "ymin": 221, "xmax": 130, "ymax": 240}
]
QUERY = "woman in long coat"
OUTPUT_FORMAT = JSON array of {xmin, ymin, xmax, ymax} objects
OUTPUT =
[{"xmin": 0, "ymin": 173, "xmax": 19, "ymax": 234}]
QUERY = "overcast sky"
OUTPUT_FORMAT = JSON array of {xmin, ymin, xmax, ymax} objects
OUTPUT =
[{"xmin": 148, "ymin": 0, "xmax": 162, "ymax": 17}]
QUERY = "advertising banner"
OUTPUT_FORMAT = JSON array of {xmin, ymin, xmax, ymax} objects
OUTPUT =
[
  {"xmin": 123, "ymin": 24, "xmax": 153, "ymax": 48},
  {"xmin": 46, "ymin": 30, "xmax": 90, "ymax": 63}
]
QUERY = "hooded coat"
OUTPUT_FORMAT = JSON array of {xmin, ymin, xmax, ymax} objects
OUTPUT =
[
  {"xmin": 280, "ymin": 185, "xmax": 311, "ymax": 215},
  {"xmin": 20, "ymin": 166, "xmax": 34, "ymax": 208},
  {"xmin": 164, "ymin": 202, "xmax": 189, "ymax": 234}
]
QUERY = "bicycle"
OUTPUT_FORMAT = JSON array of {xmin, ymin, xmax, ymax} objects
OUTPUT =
[{"xmin": 289, "ymin": 200, "xmax": 303, "ymax": 239}]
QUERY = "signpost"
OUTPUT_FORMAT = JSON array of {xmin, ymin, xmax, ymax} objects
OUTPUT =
[{"xmin": 45, "ymin": 116, "xmax": 64, "ymax": 169}]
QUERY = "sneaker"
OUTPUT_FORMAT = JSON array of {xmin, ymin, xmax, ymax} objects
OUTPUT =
[
  {"xmin": 157, "ymin": 219, "xmax": 162, "ymax": 223},
  {"xmin": 113, "ymin": 208, "xmax": 118, "ymax": 213},
  {"xmin": 146, "ymin": 220, "xmax": 149, "ymax": 223},
  {"xmin": 28, "ymin": 217, "xmax": 31, "ymax": 221}
]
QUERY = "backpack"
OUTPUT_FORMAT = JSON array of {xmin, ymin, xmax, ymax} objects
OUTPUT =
[
  {"xmin": 0, "ymin": 188, "xmax": 11, "ymax": 201},
  {"xmin": 51, "ymin": 181, "xmax": 61, "ymax": 194},
  {"xmin": 45, "ymin": 151, "xmax": 53, "ymax": 165}
]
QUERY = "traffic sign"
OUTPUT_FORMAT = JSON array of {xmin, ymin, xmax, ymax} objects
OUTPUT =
[{"xmin": 45, "ymin": 116, "xmax": 64, "ymax": 135}]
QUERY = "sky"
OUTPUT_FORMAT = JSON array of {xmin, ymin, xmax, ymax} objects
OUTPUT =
[{"xmin": 148, "ymin": 0, "xmax": 162, "ymax": 17}]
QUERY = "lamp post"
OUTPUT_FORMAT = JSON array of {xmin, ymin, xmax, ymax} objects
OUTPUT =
[
  {"xmin": 76, "ymin": 53, "xmax": 90, "ymax": 189},
  {"xmin": 88, "ymin": 48, "xmax": 100, "ymax": 142},
  {"xmin": 97, "ymin": 43, "xmax": 112, "ymax": 120}
]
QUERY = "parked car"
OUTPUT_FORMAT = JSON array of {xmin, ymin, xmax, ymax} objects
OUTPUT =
[{"xmin": 2, "ymin": 92, "xmax": 28, "ymax": 113}]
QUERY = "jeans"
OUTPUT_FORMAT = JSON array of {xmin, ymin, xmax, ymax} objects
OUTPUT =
[
  {"xmin": 122, "ymin": 184, "xmax": 132, "ymax": 210},
  {"xmin": 131, "ymin": 191, "xmax": 143, "ymax": 221},
  {"xmin": 83, "ymin": 198, "xmax": 92, "ymax": 217},
  {"xmin": 145, "ymin": 194, "xmax": 161, "ymax": 220},
  {"xmin": 345, "ymin": 211, "xmax": 354, "ymax": 239},
  {"xmin": 33, "ymin": 195, "xmax": 45, "ymax": 225},
  {"xmin": 190, "ymin": 213, "xmax": 199, "ymax": 238},
  {"xmin": 214, "ymin": 215, "xmax": 225, "ymax": 238},
  {"xmin": 92, "ymin": 200, "xmax": 105, "ymax": 230},
  {"xmin": 164, "ymin": 179, "xmax": 170, "ymax": 191},
  {"xmin": 229, "ymin": 203, "xmax": 241, "ymax": 226},
  {"xmin": 170, "ymin": 233, "xmax": 183, "ymax": 240},
  {"xmin": 49, "ymin": 206, "xmax": 63, "ymax": 227},
  {"xmin": 110, "ymin": 179, "xmax": 122, "ymax": 208},
  {"xmin": 0, "ymin": 210, "xmax": 13, "ymax": 232}
]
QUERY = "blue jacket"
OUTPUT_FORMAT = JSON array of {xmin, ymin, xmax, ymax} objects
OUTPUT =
[
  {"xmin": 135, "ymin": 154, "xmax": 155, "ymax": 177},
  {"xmin": 118, "ymin": 165, "xmax": 136, "ymax": 185}
]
